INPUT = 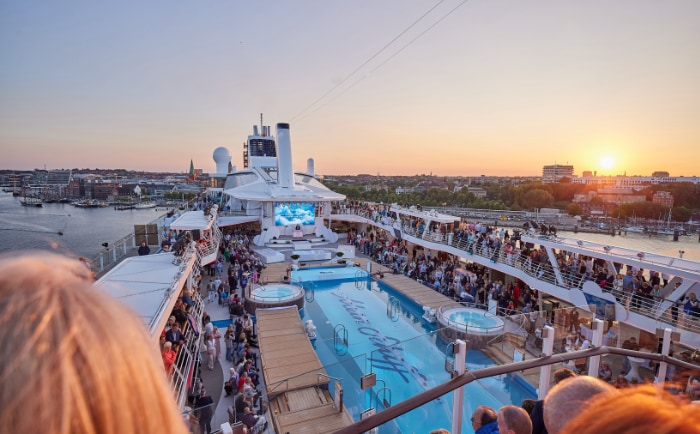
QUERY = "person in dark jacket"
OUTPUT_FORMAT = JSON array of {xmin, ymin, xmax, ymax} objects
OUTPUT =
[
  {"xmin": 195, "ymin": 389, "xmax": 214, "ymax": 434},
  {"xmin": 138, "ymin": 241, "xmax": 150, "ymax": 256},
  {"xmin": 471, "ymin": 405, "xmax": 499, "ymax": 434},
  {"xmin": 529, "ymin": 368, "xmax": 576, "ymax": 434}
]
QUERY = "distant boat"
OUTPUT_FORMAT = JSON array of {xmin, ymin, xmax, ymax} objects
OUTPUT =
[
  {"xmin": 73, "ymin": 199, "xmax": 107, "ymax": 208},
  {"xmin": 21, "ymin": 196, "xmax": 43, "ymax": 207},
  {"xmin": 134, "ymin": 201, "xmax": 156, "ymax": 209}
]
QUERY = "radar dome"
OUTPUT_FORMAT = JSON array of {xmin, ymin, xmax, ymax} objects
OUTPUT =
[{"xmin": 213, "ymin": 147, "xmax": 232, "ymax": 175}]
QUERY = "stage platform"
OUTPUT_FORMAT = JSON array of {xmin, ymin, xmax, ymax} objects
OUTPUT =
[
  {"xmin": 265, "ymin": 235, "xmax": 328, "ymax": 249},
  {"xmin": 256, "ymin": 248, "xmax": 286, "ymax": 264}
]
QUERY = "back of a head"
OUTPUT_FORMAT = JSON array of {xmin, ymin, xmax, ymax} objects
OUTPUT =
[
  {"xmin": 553, "ymin": 367, "xmax": 576, "ymax": 384},
  {"xmin": 0, "ymin": 252, "xmax": 188, "ymax": 434},
  {"xmin": 561, "ymin": 385, "xmax": 700, "ymax": 434},
  {"xmin": 543, "ymin": 376, "xmax": 617, "ymax": 434},
  {"xmin": 499, "ymin": 405, "xmax": 533, "ymax": 434}
]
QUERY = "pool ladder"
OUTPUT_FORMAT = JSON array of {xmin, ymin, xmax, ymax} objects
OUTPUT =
[
  {"xmin": 355, "ymin": 270, "xmax": 367, "ymax": 290},
  {"xmin": 374, "ymin": 379, "xmax": 392, "ymax": 410},
  {"xmin": 334, "ymin": 324, "xmax": 348, "ymax": 356},
  {"xmin": 303, "ymin": 281, "xmax": 315, "ymax": 303},
  {"xmin": 387, "ymin": 296, "xmax": 400, "ymax": 322}
]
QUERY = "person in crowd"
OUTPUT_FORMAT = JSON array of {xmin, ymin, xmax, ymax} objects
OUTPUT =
[
  {"xmin": 138, "ymin": 240, "xmax": 151, "ymax": 255},
  {"xmin": 224, "ymin": 367, "xmax": 238, "ymax": 397},
  {"xmin": 212, "ymin": 326, "xmax": 222, "ymax": 359},
  {"xmin": 530, "ymin": 368, "xmax": 576, "ymax": 434},
  {"xmin": 242, "ymin": 375, "xmax": 259, "ymax": 407},
  {"xmin": 613, "ymin": 374, "xmax": 629, "ymax": 389},
  {"xmin": 206, "ymin": 280, "xmax": 216, "ymax": 303},
  {"xmin": 560, "ymin": 385, "xmax": 700, "ymax": 434},
  {"xmin": 520, "ymin": 399, "xmax": 536, "ymax": 415},
  {"xmin": 498, "ymin": 405, "xmax": 532, "ymax": 434},
  {"xmin": 194, "ymin": 388, "xmax": 214, "ymax": 434},
  {"xmin": 205, "ymin": 335, "xmax": 216, "ymax": 371},
  {"xmin": 242, "ymin": 314, "xmax": 254, "ymax": 339},
  {"xmin": 161, "ymin": 340, "xmax": 177, "ymax": 376},
  {"xmin": 671, "ymin": 281, "xmax": 683, "ymax": 324},
  {"xmin": 598, "ymin": 361, "xmax": 613, "ymax": 382},
  {"xmin": 471, "ymin": 405, "xmax": 499, "ymax": 434},
  {"xmin": 161, "ymin": 236, "xmax": 172, "ymax": 251},
  {"xmin": 237, "ymin": 405, "xmax": 267, "ymax": 432},
  {"xmin": 543, "ymin": 376, "xmax": 618, "ymax": 434},
  {"xmin": 620, "ymin": 336, "xmax": 640, "ymax": 374},
  {"xmin": 203, "ymin": 315, "xmax": 214, "ymax": 339},
  {"xmin": 683, "ymin": 292, "xmax": 699, "ymax": 321},
  {"xmin": 0, "ymin": 252, "xmax": 188, "ymax": 434},
  {"xmin": 165, "ymin": 321, "xmax": 187, "ymax": 350},
  {"xmin": 429, "ymin": 429, "xmax": 450, "ymax": 434},
  {"xmin": 686, "ymin": 375, "xmax": 700, "ymax": 401},
  {"xmin": 224, "ymin": 324, "xmax": 236, "ymax": 362}
]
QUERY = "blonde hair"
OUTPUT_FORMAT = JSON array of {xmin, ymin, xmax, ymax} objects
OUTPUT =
[
  {"xmin": 561, "ymin": 385, "xmax": 700, "ymax": 434},
  {"xmin": 0, "ymin": 252, "xmax": 188, "ymax": 434}
]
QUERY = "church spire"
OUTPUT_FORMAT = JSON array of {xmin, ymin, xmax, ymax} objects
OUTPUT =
[{"xmin": 189, "ymin": 159, "xmax": 196, "ymax": 180}]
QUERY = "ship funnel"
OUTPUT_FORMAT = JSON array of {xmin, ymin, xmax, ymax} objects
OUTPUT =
[
  {"xmin": 306, "ymin": 158, "xmax": 315, "ymax": 176},
  {"xmin": 253, "ymin": 125, "xmax": 259, "ymax": 136},
  {"xmin": 276, "ymin": 123, "xmax": 294, "ymax": 188}
]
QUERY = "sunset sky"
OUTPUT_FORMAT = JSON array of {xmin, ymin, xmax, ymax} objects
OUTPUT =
[{"xmin": 1, "ymin": 1, "xmax": 698, "ymax": 177}]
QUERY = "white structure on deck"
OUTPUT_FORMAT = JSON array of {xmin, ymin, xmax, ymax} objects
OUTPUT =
[
  {"xmin": 218, "ymin": 120, "xmax": 345, "ymax": 246},
  {"xmin": 94, "ymin": 246, "xmax": 203, "ymax": 411},
  {"xmin": 169, "ymin": 204, "xmax": 222, "ymax": 266}
]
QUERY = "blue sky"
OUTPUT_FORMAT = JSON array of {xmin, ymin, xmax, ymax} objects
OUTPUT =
[{"xmin": 1, "ymin": 1, "xmax": 699, "ymax": 176}]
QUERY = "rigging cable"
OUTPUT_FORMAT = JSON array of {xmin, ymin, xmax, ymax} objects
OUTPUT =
[
  {"xmin": 292, "ymin": 0, "xmax": 469, "ymax": 123},
  {"xmin": 291, "ymin": 0, "xmax": 448, "ymax": 122}
]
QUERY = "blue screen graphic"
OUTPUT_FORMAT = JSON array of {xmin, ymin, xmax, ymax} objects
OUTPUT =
[{"xmin": 274, "ymin": 202, "xmax": 315, "ymax": 226}]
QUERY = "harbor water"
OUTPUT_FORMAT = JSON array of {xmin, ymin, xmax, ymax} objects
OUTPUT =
[
  {"xmin": 2, "ymin": 190, "xmax": 699, "ymax": 263},
  {"xmin": 0, "ymin": 192, "xmax": 170, "ymax": 259}
]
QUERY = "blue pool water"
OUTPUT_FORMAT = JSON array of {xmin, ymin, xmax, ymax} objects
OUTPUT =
[
  {"xmin": 293, "ymin": 268, "xmax": 535, "ymax": 434},
  {"xmin": 448, "ymin": 310, "xmax": 502, "ymax": 328}
]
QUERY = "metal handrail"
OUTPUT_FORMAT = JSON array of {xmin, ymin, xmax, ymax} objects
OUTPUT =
[{"xmin": 333, "ymin": 345, "xmax": 700, "ymax": 434}]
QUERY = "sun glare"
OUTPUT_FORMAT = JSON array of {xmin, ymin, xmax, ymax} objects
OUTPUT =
[{"xmin": 600, "ymin": 155, "xmax": 615, "ymax": 171}]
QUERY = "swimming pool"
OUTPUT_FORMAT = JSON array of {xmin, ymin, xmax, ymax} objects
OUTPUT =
[{"xmin": 292, "ymin": 268, "xmax": 535, "ymax": 434}]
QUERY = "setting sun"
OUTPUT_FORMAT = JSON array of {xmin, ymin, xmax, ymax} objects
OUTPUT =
[{"xmin": 600, "ymin": 155, "xmax": 615, "ymax": 171}]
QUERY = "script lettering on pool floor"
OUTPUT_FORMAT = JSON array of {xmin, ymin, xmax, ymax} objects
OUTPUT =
[{"xmin": 331, "ymin": 291, "xmax": 430, "ymax": 387}]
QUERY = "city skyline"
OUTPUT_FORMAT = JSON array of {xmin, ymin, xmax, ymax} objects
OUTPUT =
[{"xmin": 1, "ymin": 1, "xmax": 698, "ymax": 177}]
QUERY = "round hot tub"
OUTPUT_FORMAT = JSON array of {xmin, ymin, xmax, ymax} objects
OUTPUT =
[
  {"xmin": 437, "ymin": 306, "xmax": 505, "ymax": 349},
  {"xmin": 244, "ymin": 283, "xmax": 305, "ymax": 313}
]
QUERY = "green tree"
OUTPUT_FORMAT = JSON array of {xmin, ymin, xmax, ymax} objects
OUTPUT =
[
  {"xmin": 520, "ymin": 189, "xmax": 554, "ymax": 210},
  {"xmin": 671, "ymin": 206, "xmax": 692, "ymax": 222},
  {"xmin": 566, "ymin": 203, "xmax": 583, "ymax": 216}
]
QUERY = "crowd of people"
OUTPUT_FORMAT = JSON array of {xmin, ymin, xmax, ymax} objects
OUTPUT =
[
  {"xmin": 152, "ymin": 227, "xmax": 267, "ymax": 433},
  {"xmin": 429, "ymin": 367, "xmax": 700, "ymax": 434},
  {"xmin": 339, "ymin": 200, "xmax": 699, "ymax": 324},
  {"xmin": 346, "ymin": 225, "xmax": 543, "ymax": 322}
]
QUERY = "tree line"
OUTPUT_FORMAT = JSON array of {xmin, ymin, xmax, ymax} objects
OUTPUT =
[{"xmin": 327, "ymin": 179, "xmax": 700, "ymax": 222}]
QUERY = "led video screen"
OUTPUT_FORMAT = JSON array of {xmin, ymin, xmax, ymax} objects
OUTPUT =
[{"xmin": 274, "ymin": 202, "xmax": 315, "ymax": 226}]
